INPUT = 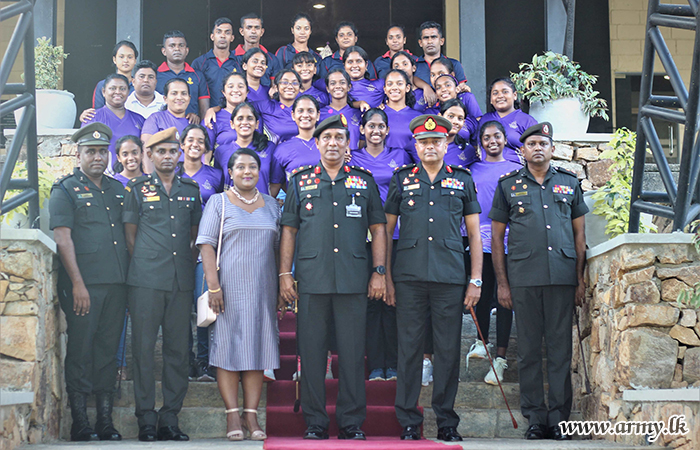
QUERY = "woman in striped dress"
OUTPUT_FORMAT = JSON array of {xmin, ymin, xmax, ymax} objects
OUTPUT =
[{"xmin": 197, "ymin": 148, "xmax": 281, "ymax": 441}]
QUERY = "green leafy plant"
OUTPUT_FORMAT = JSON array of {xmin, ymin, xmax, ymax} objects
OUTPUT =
[
  {"xmin": 677, "ymin": 219, "xmax": 700, "ymax": 308},
  {"xmin": 590, "ymin": 128, "xmax": 656, "ymax": 238},
  {"xmin": 32, "ymin": 37, "xmax": 68, "ymax": 90},
  {"xmin": 2, "ymin": 157, "xmax": 54, "ymax": 227},
  {"xmin": 511, "ymin": 51, "xmax": 609, "ymax": 119}
]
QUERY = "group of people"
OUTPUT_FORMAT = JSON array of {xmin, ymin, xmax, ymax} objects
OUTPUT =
[{"xmin": 51, "ymin": 10, "xmax": 588, "ymax": 445}]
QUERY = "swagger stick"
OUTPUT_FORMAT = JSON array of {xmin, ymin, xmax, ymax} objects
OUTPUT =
[
  {"xmin": 116, "ymin": 313, "xmax": 129, "ymax": 399},
  {"xmin": 293, "ymin": 288, "xmax": 301, "ymax": 413},
  {"xmin": 469, "ymin": 306, "xmax": 517, "ymax": 429},
  {"xmin": 574, "ymin": 307, "xmax": 592, "ymax": 394}
]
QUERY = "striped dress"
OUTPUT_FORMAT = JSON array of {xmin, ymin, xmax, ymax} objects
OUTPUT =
[{"xmin": 196, "ymin": 192, "xmax": 280, "ymax": 371}]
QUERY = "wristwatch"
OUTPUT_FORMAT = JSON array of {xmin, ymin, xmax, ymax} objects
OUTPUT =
[
  {"xmin": 469, "ymin": 278, "xmax": 483, "ymax": 287},
  {"xmin": 373, "ymin": 265, "xmax": 386, "ymax": 275}
]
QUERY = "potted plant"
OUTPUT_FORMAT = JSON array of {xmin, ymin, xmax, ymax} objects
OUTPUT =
[
  {"xmin": 2, "ymin": 156, "xmax": 55, "ymax": 234},
  {"xmin": 16, "ymin": 37, "xmax": 76, "ymax": 129},
  {"xmin": 511, "ymin": 51, "xmax": 608, "ymax": 137}
]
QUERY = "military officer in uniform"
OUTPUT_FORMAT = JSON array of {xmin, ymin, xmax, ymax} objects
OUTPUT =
[
  {"xmin": 50, "ymin": 123, "xmax": 129, "ymax": 441},
  {"xmin": 123, "ymin": 127, "xmax": 202, "ymax": 442},
  {"xmin": 489, "ymin": 122, "xmax": 587, "ymax": 441},
  {"xmin": 279, "ymin": 115, "xmax": 387, "ymax": 440},
  {"xmin": 384, "ymin": 114, "xmax": 483, "ymax": 441}
]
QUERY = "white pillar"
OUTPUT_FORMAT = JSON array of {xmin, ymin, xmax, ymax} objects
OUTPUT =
[
  {"xmin": 116, "ymin": 0, "xmax": 142, "ymax": 56},
  {"xmin": 546, "ymin": 0, "xmax": 567, "ymax": 54}
]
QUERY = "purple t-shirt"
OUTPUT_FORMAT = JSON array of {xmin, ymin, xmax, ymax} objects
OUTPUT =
[
  {"xmin": 204, "ymin": 108, "xmax": 264, "ymax": 149},
  {"xmin": 425, "ymin": 92, "xmax": 482, "ymax": 122},
  {"xmin": 298, "ymin": 85, "xmax": 329, "ymax": 107},
  {"xmin": 445, "ymin": 140, "xmax": 479, "ymax": 167},
  {"xmin": 384, "ymin": 105, "xmax": 422, "ymax": 162},
  {"xmin": 318, "ymin": 104, "xmax": 362, "ymax": 149},
  {"xmin": 271, "ymin": 136, "xmax": 321, "ymax": 184},
  {"xmin": 350, "ymin": 146, "xmax": 411, "ymax": 240},
  {"xmin": 113, "ymin": 172, "xmax": 131, "ymax": 187},
  {"xmin": 141, "ymin": 110, "xmax": 190, "ymax": 161},
  {"xmin": 413, "ymin": 88, "xmax": 428, "ymax": 112},
  {"xmin": 82, "ymin": 107, "xmax": 145, "ymax": 174},
  {"xmin": 350, "ymin": 78, "xmax": 385, "ymax": 108},
  {"xmin": 214, "ymin": 140, "xmax": 276, "ymax": 195},
  {"xmin": 246, "ymin": 84, "xmax": 271, "ymax": 104},
  {"xmin": 469, "ymin": 159, "xmax": 523, "ymax": 253},
  {"xmin": 252, "ymin": 97, "xmax": 298, "ymax": 144},
  {"xmin": 181, "ymin": 164, "xmax": 224, "ymax": 207},
  {"xmin": 478, "ymin": 109, "xmax": 537, "ymax": 164}
]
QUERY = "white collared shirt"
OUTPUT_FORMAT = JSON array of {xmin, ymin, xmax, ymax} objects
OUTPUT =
[{"xmin": 125, "ymin": 91, "xmax": 166, "ymax": 119}]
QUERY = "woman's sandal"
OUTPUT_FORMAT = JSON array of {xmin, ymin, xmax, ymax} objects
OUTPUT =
[
  {"xmin": 225, "ymin": 408, "xmax": 244, "ymax": 441},
  {"xmin": 242, "ymin": 409, "xmax": 267, "ymax": 440}
]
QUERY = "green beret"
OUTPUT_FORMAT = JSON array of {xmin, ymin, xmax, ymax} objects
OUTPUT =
[
  {"xmin": 71, "ymin": 123, "xmax": 112, "ymax": 146},
  {"xmin": 313, "ymin": 114, "xmax": 348, "ymax": 139},
  {"xmin": 519, "ymin": 122, "xmax": 553, "ymax": 143},
  {"xmin": 409, "ymin": 114, "xmax": 452, "ymax": 138}
]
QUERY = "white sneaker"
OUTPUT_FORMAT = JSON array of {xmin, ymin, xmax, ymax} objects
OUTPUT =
[
  {"xmin": 421, "ymin": 359, "xmax": 433, "ymax": 386},
  {"xmin": 484, "ymin": 357, "xmax": 508, "ymax": 385},
  {"xmin": 292, "ymin": 370, "xmax": 301, "ymax": 381},
  {"xmin": 263, "ymin": 369, "xmax": 276, "ymax": 382},
  {"xmin": 467, "ymin": 339, "xmax": 488, "ymax": 359},
  {"xmin": 325, "ymin": 354, "xmax": 334, "ymax": 379}
]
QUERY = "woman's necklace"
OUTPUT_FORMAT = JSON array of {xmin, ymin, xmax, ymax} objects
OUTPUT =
[{"xmin": 232, "ymin": 185, "xmax": 260, "ymax": 205}]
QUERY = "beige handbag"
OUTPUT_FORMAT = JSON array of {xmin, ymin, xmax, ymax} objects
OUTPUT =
[{"xmin": 196, "ymin": 194, "xmax": 225, "ymax": 327}]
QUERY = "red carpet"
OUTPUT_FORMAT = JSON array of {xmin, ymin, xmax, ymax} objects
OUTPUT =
[
  {"xmin": 264, "ymin": 437, "xmax": 452, "ymax": 450},
  {"xmin": 267, "ymin": 312, "xmax": 421, "ymax": 438}
]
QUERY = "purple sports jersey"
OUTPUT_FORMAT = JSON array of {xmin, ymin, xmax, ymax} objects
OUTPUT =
[
  {"xmin": 318, "ymin": 104, "xmax": 362, "ymax": 149},
  {"xmin": 82, "ymin": 107, "xmax": 145, "ymax": 174},
  {"xmin": 350, "ymin": 78, "xmax": 385, "ymax": 108},
  {"xmin": 444, "ymin": 140, "xmax": 479, "ymax": 167},
  {"xmin": 298, "ymin": 85, "xmax": 329, "ymax": 107},
  {"xmin": 181, "ymin": 164, "xmax": 224, "ymax": 207},
  {"xmin": 204, "ymin": 109, "xmax": 264, "ymax": 150},
  {"xmin": 213, "ymin": 140, "xmax": 276, "ymax": 194},
  {"xmin": 141, "ymin": 110, "xmax": 190, "ymax": 161},
  {"xmin": 246, "ymin": 84, "xmax": 271, "ymax": 104},
  {"xmin": 271, "ymin": 136, "xmax": 321, "ymax": 184},
  {"xmin": 350, "ymin": 146, "xmax": 411, "ymax": 240},
  {"xmin": 478, "ymin": 109, "xmax": 537, "ymax": 164},
  {"xmin": 413, "ymin": 88, "xmax": 428, "ymax": 112},
  {"xmin": 469, "ymin": 159, "xmax": 523, "ymax": 253},
  {"xmin": 251, "ymin": 97, "xmax": 298, "ymax": 144},
  {"xmin": 383, "ymin": 106, "xmax": 422, "ymax": 162},
  {"xmin": 113, "ymin": 172, "xmax": 131, "ymax": 187}
]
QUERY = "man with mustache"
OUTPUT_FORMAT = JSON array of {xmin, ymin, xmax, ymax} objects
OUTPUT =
[
  {"xmin": 50, "ymin": 123, "xmax": 129, "ymax": 442},
  {"xmin": 489, "ymin": 122, "xmax": 587, "ymax": 441},
  {"xmin": 123, "ymin": 127, "xmax": 202, "ymax": 442}
]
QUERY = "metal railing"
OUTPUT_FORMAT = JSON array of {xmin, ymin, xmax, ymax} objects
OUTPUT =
[
  {"xmin": 629, "ymin": 0, "xmax": 700, "ymax": 231},
  {"xmin": 0, "ymin": 0, "xmax": 39, "ymax": 225}
]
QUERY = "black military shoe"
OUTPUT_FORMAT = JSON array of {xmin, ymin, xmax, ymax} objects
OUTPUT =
[
  {"xmin": 437, "ymin": 426, "xmax": 462, "ymax": 441},
  {"xmin": 338, "ymin": 425, "xmax": 366, "ymax": 440},
  {"xmin": 157, "ymin": 425, "xmax": 189, "ymax": 441},
  {"xmin": 525, "ymin": 423, "xmax": 548, "ymax": 440},
  {"xmin": 94, "ymin": 393, "xmax": 121, "ymax": 441},
  {"xmin": 400, "ymin": 425, "xmax": 421, "ymax": 440},
  {"xmin": 303, "ymin": 425, "xmax": 329, "ymax": 439},
  {"xmin": 548, "ymin": 424, "xmax": 572, "ymax": 440},
  {"xmin": 138, "ymin": 425, "xmax": 157, "ymax": 442},
  {"xmin": 68, "ymin": 392, "xmax": 99, "ymax": 442}
]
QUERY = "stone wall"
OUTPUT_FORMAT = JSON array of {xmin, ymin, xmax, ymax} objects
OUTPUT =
[
  {"xmin": 0, "ymin": 229, "xmax": 63, "ymax": 450},
  {"xmin": 581, "ymin": 234, "xmax": 700, "ymax": 449}
]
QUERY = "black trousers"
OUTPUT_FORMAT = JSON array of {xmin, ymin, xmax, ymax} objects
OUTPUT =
[
  {"xmin": 58, "ymin": 279, "xmax": 127, "ymax": 396},
  {"xmin": 475, "ymin": 253, "xmax": 513, "ymax": 349},
  {"xmin": 395, "ymin": 281, "xmax": 464, "ymax": 429},
  {"xmin": 128, "ymin": 285, "xmax": 192, "ymax": 428},
  {"xmin": 365, "ymin": 241, "xmax": 398, "ymax": 372},
  {"xmin": 298, "ymin": 293, "xmax": 367, "ymax": 429},
  {"xmin": 511, "ymin": 285, "xmax": 574, "ymax": 427}
]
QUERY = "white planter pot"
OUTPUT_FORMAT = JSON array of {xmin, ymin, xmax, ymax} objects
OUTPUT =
[
  {"xmin": 528, "ymin": 97, "xmax": 590, "ymax": 138},
  {"xmin": 584, "ymin": 189, "xmax": 655, "ymax": 249},
  {"xmin": 14, "ymin": 89, "xmax": 77, "ymax": 129}
]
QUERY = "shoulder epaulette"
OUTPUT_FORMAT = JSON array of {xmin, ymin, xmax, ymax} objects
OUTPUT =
[
  {"xmin": 394, "ymin": 163, "xmax": 417, "ymax": 172},
  {"xmin": 498, "ymin": 170, "xmax": 520, "ymax": 181},
  {"xmin": 449, "ymin": 164, "xmax": 470, "ymax": 174},
  {"xmin": 53, "ymin": 173, "xmax": 73, "ymax": 186},
  {"xmin": 127, "ymin": 174, "xmax": 151, "ymax": 186},
  {"xmin": 290, "ymin": 164, "xmax": 314, "ymax": 177},
  {"xmin": 350, "ymin": 165, "xmax": 372, "ymax": 175},
  {"xmin": 555, "ymin": 166, "xmax": 578, "ymax": 177},
  {"xmin": 181, "ymin": 177, "xmax": 199, "ymax": 186}
]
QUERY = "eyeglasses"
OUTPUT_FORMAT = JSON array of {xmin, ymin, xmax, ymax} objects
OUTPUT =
[{"xmin": 278, "ymin": 80, "xmax": 300, "ymax": 87}]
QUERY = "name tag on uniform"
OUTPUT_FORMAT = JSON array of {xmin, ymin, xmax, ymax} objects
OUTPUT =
[
  {"xmin": 346, "ymin": 202, "xmax": 362, "ymax": 218},
  {"xmin": 345, "ymin": 176, "xmax": 367, "ymax": 190},
  {"xmin": 77, "ymin": 193, "xmax": 93, "ymax": 199},
  {"xmin": 441, "ymin": 178, "xmax": 464, "ymax": 190},
  {"xmin": 511, "ymin": 191, "xmax": 528, "ymax": 197},
  {"xmin": 300, "ymin": 184, "xmax": 318, "ymax": 192},
  {"xmin": 115, "ymin": 194, "xmax": 124, "ymax": 199},
  {"xmin": 553, "ymin": 185, "xmax": 574, "ymax": 195},
  {"xmin": 144, "ymin": 196, "xmax": 160, "ymax": 202},
  {"xmin": 403, "ymin": 184, "xmax": 420, "ymax": 191}
]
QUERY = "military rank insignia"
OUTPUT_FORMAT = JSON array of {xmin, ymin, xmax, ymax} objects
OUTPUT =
[
  {"xmin": 345, "ymin": 176, "xmax": 367, "ymax": 189},
  {"xmin": 553, "ymin": 185, "xmax": 574, "ymax": 195},
  {"xmin": 441, "ymin": 178, "xmax": 464, "ymax": 190}
]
